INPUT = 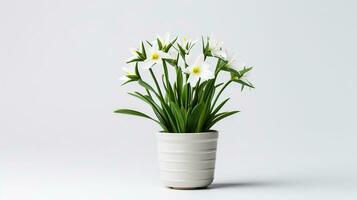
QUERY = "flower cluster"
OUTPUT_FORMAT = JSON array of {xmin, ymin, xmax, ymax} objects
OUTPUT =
[{"xmin": 116, "ymin": 33, "xmax": 254, "ymax": 133}]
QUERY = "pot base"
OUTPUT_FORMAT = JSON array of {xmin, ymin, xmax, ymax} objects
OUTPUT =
[
  {"xmin": 168, "ymin": 186, "xmax": 208, "ymax": 190},
  {"xmin": 162, "ymin": 179, "xmax": 213, "ymax": 189}
]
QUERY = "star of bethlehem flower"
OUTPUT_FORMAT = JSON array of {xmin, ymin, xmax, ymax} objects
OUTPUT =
[
  {"xmin": 209, "ymin": 38, "xmax": 227, "ymax": 59},
  {"xmin": 223, "ymin": 51, "xmax": 252, "ymax": 81},
  {"xmin": 142, "ymin": 42, "xmax": 171, "ymax": 69},
  {"xmin": 125, "ymin": 48, "xmax": 139, "ymax": 63},
  {"xmin": 120, "ymin": 67, "xmax": 134, "ymax": 82},
  {"xmin": 231, "ymin": 62, "xmax": 251, "ymax": 81},
  {"xmin": 157, "ymin": 32, "xmax": 172, "ymax": 47},
  {"xmin": 185, "ymin": 55, "xmax": 214, "ymax": 85},
  {"xmin": 224, "ymin": 50, "xmax": 237, "ymax": 68},
  {"xmin": 180, "ymin": 36, "xmax": 197, "ymax": 50}
]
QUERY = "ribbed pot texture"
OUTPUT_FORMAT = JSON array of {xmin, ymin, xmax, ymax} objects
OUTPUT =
[{"xmin": 156, "ymin": 131, "xmax": 218, "ymax": 189}]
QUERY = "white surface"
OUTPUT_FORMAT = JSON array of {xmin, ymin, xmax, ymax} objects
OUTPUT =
[{"xmin": 1, "ymin": 0, "xmax": 357, "ymax": 199}]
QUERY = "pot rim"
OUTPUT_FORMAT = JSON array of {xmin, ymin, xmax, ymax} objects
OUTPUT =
[{"xmin": 157, "ymin": 130, "xmax": 218, "ymax": 135}]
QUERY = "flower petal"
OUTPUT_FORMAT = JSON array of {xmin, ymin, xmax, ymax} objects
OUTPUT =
[
  {"xmin": 164, "ymin": 32, "xmax": 171, "ymax": 43},
  {"xmin": 151, "ymin": 42, "xmax": 159, "ymax": 51},
  {"xmin": 120, "ymin": 76, "xmax": 130, "ymax": 82},
  {"xmin": 194, "ymin": 54, "xmax": 204, "ymax": 66},
  {"xmin": 185, "ymin": 53, "xmax": 195, "ymax": 66},
  {"xmin": 219, "ymin": 50, "xmax": 227, "ymax": 59},
  {"xmin": 159, "ymin": 51, "xmax": 172, "ymax": 59},
  {"xmin": 142, "ymin": 60, "xmax": 155, "ymax": 69},
  {"xmin": 184, "ymin": 66, "xmax": 192, "ymax": 74},
  {"xmin": 201, "ymin": 62, "xmax": 211, "ymax": 70},
  {"xmin": 126, "ymin": 55, "xmax": 137, "ymax": 62},
  {"xmin": 188, "ymin": 75, "xmax": 200, "ymax": 85},
  {"xmin": 122, "ymin": 67, "xmax": 131, "ymax": 74},
  {"xmin": 201, "ymin": 70, "xmax": 214, "ymax": 80}
]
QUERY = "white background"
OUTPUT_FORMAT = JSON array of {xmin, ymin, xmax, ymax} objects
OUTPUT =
[{"xmin": 1, "ymin": 0, "xmax": 357, "ymax": 199}]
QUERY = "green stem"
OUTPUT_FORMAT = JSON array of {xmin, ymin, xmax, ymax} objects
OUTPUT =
[
  {"xmin": 214, "ymin": 59, "xmax": 221, "ymax": 75},
  {"xmin": 138, "ymin": 79, "xmax": 160, "ymax": 99},
  {"xmin": 162, "ymin": 60, "xmax": 174, "ymax": 101},
  {"xmin": 212, "ymin": 80, "xmax": 232, "ymax": 109},
  {"xmin": 149, "ymin": 68, "xmax": 163, "ymax": 99},
  {"xmin": 145, "ymin": 89, "xmax": 152, "ymax": 99}
]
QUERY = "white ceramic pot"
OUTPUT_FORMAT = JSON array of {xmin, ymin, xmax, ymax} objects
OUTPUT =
[{"xmin": 156, "ymin": 131, "xmax": 218, "ymax": 189}]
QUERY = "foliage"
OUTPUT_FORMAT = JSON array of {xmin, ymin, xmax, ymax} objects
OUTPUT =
[{"xmin": 115, "ymin": 34, "xmax": 254, "ymax": 133}]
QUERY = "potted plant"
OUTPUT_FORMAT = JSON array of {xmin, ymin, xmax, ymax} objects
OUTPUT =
[{"xmin": 115, "ymin": 34, "xmax": 254, "ymax": 189}]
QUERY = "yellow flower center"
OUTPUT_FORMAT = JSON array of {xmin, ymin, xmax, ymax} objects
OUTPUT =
[
  {"xmin": 192, "ymin": 66, "xmax": 201, "ymax": 75},
  {"xmin": 151, "ymin": 52, "xmax": 160, "ymax": 60}
]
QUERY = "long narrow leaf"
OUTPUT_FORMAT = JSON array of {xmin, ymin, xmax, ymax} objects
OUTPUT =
[
  {"xmin": 114, "ymin": 109, "xmax": 159, "ymax": 123},
  {"xmin": 208, "ymin": 111, "xmax": 240, "ymax": 129}
]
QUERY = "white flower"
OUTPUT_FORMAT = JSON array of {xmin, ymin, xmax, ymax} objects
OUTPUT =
[
  {"xmin": 209, "ymin": 38, "xmax": 227, "ymax": 59},
  {"xmin": 234, "ymin": 62, "xmax": 247, "ymax": 71},
  {"xmin": 122, "ymin": 67, "xmax": 134, "ymax": 75},
  {"xmin": 120, "ymin": 76, "xmax": 130, "ymax": 82},
  {"xmin": 224, "ymin": 51, "xmax": 248, "ymax": 74},
  {"xmin": 157, "ymin": 32, "xmax": 172, "ymax": 47},
  {"xmin": 185, "ymin": 55, "xmax": 214, "ymax": 85},
  {"xmin": 231, "ymin": 62, "xmax": 250, "ymax": 81},
  {"xmin": 225, "ymin": 51, "xmax": 237, "ymax": 68},
  {"xmin": 126, "ymin": 48, "xmax": 139, "ymax": 62},
  {"xmin": 142, "ymin": 42, "xmax": 171, "ymax": 69},
  {"xmin": 180, "ymin": 36, "xmax": 197, "ymax": 48},
  {"xmin": 120, "ymin": 67, "xmax": 134, "ymax": 82}
]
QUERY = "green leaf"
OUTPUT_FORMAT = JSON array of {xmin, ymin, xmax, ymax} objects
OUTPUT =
[
  {"xmin": 165, "ymin": 58, "xmax": 177, "ymax": 66},
  {"xmin": 239, "ymin": 67, "xmax": 253, "ymax": 75},
  {"xmin": 176, "ymin": 67, "xmax": 183, "ymax": 105},
  {"xmin": 148, "ymin": 68, "xmax": 163, "ymax": 99},
  {"xmin": 186, "ymin": 103, "xmax": 202, "ymax": 132},
  {"xmin": 215, "ymin": 83, "xmax": 224, "ymax": 88},
  {"xmin": 164, "ymin": 36, "xmax": 178, "ymax": 52},
  {"xmin": 126, "ymin": 57, "xmax": 145, "ymax": 64},
  {"xmin": 114, "ymin": 109, "xmax": 158, "ymax": 122},
  {"xmin": 162, "ymin": 60, "xmax": 175, "ymax": 102},
  {"xmin": 196, "ymin": 102, "xmax": 208, "ymax": 132},
  {"xmin": 141, "ymin": 41, "xmax": 146, "ymax": 58},
  {"xmin": 221, "ymin": 67, "xmax": 240, "ymax": 77},
  {"xmin": 121, "ymin": 79, "xmax": 136, "ymax": 86},
  {"xmin": 177, "ymin": 44, "xmax": 187, "ymax": 57},
  {"xmin": 233, "ymin": 79, "xmax": 255, "ymax": 90},
  {"xmin": 127, "ymin": 74, "xmax": 139, "ymax": 80},
  {"xmin": 170, "ymin": 101, "xmax": 185, "ymax": 132},
  {"xmin": 208, "ymin": 111, "xmax": 240, "ymax": 129},
  {"xmin": 212, "ymin": 98, "xmax": 230, "ymax": 115},
  {"xmin": 134, "ymin": 62, "xmax": 140, "ymax": 77},
  {"xmin": 212, "ymin": 80, "xmax": 232, "ymax": 109},
  {"xmin": 128, "ymin": 92, "xmax": 169, "ymax": 131},
  {"xmin": 146, "ymin": 40, "xmax": 152, "ymax": 47},
  {"xmin": 157, "ymin": 38, "xmax": 163, "ymax": 50},
  {"xmin": 161, "ymin": 102, "xmax": 178, "ymax": 132}
]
